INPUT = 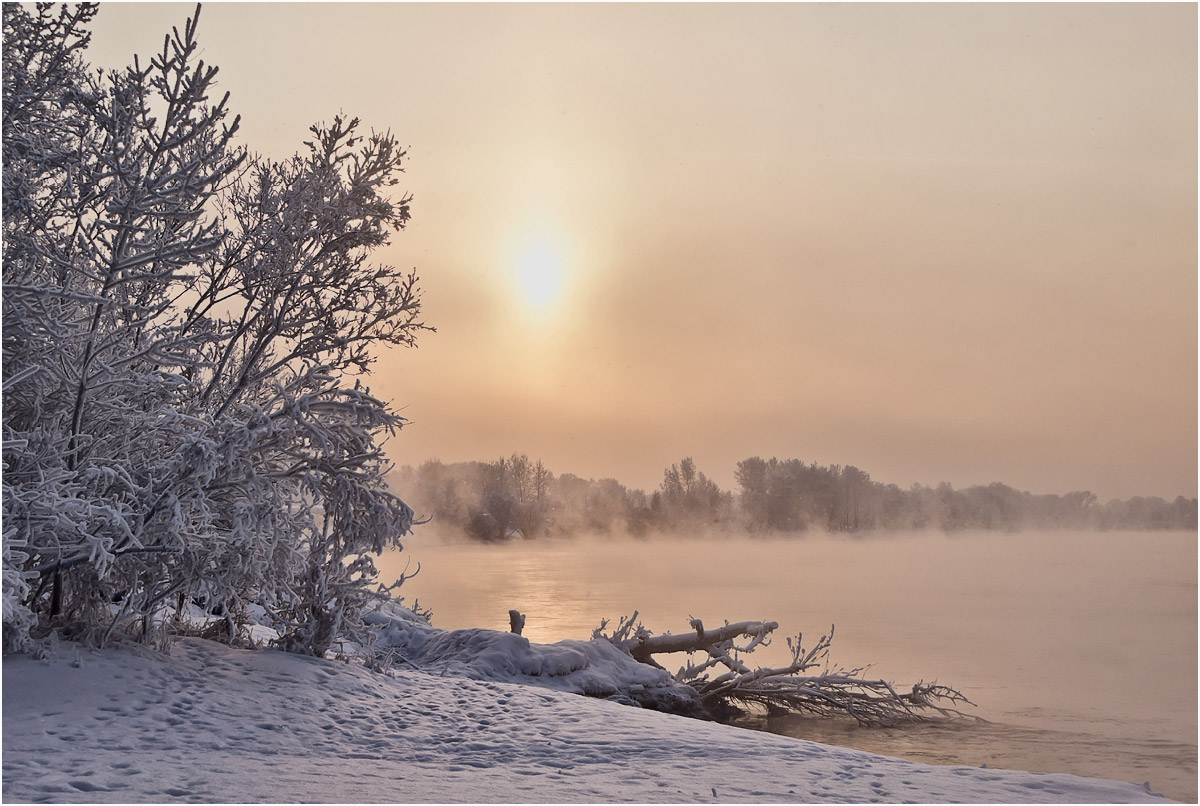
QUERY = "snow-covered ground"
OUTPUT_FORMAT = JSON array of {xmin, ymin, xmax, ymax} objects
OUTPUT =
[{"xmin": 3, "ymin": 618, "xmax": 1174, "ymax": 804}]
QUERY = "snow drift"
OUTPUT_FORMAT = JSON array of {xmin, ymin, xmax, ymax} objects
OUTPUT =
[{"xmin": 2, "ymin": 634, "xmax": 1174, "ymax": 804}]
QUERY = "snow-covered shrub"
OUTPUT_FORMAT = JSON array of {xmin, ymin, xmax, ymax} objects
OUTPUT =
[{"xmin": 2, "ymin": 3, "xmax": 428, "ymax": 653}]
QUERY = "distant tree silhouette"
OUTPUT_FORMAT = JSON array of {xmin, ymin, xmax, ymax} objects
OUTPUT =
[{"xmin": 395, "ymin": 453, "xmax": 1195, "ymax": 542}]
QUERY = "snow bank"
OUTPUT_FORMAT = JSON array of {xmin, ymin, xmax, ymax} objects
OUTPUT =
[
  {"xmin": 366, "ymin": 602, "xmax": 705, "ymax": 715},
  {"xmin": 2, "ymin": 634, "xmax": 1173, "ymax": 803}
]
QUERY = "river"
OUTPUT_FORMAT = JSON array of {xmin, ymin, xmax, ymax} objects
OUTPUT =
[{"xmin": 377, "ymin": 529, "xmax": 1197, "ymax": 802}]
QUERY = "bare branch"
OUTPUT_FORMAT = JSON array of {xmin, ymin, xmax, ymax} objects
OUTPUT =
[{"xmin": 599, "ymin": 617, "xmax": 980, "ymax": 727}]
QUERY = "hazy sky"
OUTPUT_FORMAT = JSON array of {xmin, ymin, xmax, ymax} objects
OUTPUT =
[{"xmin": 86, "ymin": 3, "xmax": 1196, "ymax": 501}]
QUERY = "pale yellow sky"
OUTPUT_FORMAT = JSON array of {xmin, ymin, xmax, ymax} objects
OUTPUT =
[{"xmin": 87, "ymin": 3, "xmax": 1197, "ymax": 500}]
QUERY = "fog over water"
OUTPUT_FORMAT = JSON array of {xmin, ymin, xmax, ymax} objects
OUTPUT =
[{"xmin": 378, "ymin": 529, "xmax": 1196, "ymax": 802}]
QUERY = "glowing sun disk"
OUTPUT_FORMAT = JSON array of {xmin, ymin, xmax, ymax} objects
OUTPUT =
[{"xmin": 517, "ymin": 241, "xmax": 565, "ymax": 310}]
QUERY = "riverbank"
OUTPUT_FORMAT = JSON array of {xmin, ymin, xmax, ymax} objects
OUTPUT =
[
  {"xmin": 2, "ymin": 635, "xmax": 1172, "ymax": 803},
  {"xmin": 379, "ymin": 529, "xmax": 1198, "ymax": 801}
]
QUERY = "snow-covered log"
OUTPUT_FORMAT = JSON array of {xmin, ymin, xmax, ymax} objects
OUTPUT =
[{"xmin": 365, "ymin": 602, "xmax": 708, "ymax": 717}]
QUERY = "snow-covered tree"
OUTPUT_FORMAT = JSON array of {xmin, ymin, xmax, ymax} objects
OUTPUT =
[{"xmin": 2, "ymin": 3, "xmax": 429, "ymax": 654}]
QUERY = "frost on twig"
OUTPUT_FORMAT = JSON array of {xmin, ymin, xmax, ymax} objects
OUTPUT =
[{"xmin": 598, "ymin": 617, "xmax": 979, "ymax": 727}]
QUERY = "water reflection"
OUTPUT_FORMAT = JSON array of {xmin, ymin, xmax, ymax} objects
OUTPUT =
[{"xmin": 378, "ymin": 530, "xmax": 1197, "ymax": 802}]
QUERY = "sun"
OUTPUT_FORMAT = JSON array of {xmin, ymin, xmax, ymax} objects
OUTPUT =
[{"xmin": 516, "ymin": 239, "xmax": 565, "ymax": 311}]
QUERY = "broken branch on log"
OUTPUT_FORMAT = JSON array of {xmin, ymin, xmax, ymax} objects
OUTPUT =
[
  {"xmin": 616, "ymin": 619, "xmax": 779, "ymax": 664},
  {"xmin": 508, "ymin": 609, "xmax": 525, "ymax": 636}
]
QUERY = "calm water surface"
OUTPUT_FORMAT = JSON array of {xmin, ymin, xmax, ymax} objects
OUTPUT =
[{"xmin": 378, "ymin": 530, "xmax": 1197, "ymax": 802}]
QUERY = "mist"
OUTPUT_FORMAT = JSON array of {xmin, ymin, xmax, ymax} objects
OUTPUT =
[{"xmin": 390, "ymin": 454, "xmax": 1198, "ymax": 546}]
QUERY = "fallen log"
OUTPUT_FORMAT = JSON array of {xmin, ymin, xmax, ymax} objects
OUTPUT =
[{"xmin": 595, "ymin": 614, "xmax": 979, "ymax": 727}]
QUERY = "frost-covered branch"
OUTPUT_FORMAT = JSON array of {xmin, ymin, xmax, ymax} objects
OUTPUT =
[{"xmin": 2, "ymin": 4, "xmax": 428, "ymax": 654}]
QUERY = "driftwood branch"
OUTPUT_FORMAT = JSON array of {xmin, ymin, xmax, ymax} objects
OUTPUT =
[
  {"xmin": 616, "ymin": 619, "xmax": 779, "ymax": 663},
  {"xmin": 599, "ymin": 616, "xmax": 980, "ymax": 727}
]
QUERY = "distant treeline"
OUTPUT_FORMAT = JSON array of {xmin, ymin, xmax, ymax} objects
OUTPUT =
[{"xmin": 390, "ymin": 455, "xmax": 1198, "ymax": 541}]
